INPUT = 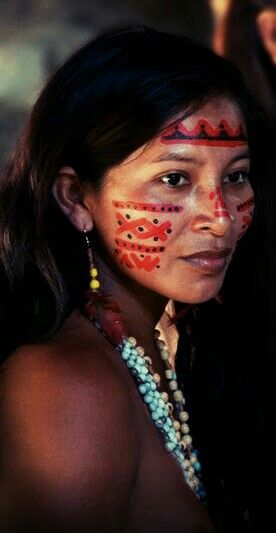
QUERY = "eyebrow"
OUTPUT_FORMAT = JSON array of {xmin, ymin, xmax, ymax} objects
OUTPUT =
[
  {"xmin": 153, "ymin": 150, "xmax": 250, "ymax": 165},
  {"xmin": 230, "ymin": 151, "xmax": 250, "ymax": 164},
  {"xmin": 153, "ymin": 152, "xmax": 203, "ymax": 164}
]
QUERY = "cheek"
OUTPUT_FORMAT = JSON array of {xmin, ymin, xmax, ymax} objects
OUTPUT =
[
  {"xmin": 111, "ymin": 199, "xmax": 182, "ymax": 273},
  {"xmin": 234, "ymin": 194, "xmax": 255, "ymax": 239}
]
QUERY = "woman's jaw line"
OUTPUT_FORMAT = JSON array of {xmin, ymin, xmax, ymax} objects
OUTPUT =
[{"xmin": 93, "ymin": 245, "xmax": 227, "ymax": 326}]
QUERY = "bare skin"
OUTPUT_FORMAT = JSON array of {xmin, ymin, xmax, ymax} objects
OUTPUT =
[
  {"xmin": 52, "ymin": 99, "xmax": 253, "ymax": 360},
  {"xmin": 0, "ymin": 99, "xmax": 253, "ymax": 531},
  {"xmin": 0, "ymin": 312, "xmax": 215, "ymax": 532}
]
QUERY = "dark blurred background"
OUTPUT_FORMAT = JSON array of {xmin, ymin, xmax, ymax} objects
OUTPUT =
[{"xmin": 0, "ymin": 0, "xmax": 229, "ymax": 168}]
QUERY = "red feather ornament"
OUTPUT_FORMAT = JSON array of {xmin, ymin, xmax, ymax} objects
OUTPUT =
[{"xmin": 84, "ymin": 289, "xmax": 127, "ymax": 345}]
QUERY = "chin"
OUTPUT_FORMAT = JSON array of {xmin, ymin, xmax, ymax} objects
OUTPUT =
[{"xmin": 165, "ymin": 276, "xmax": 225, "ymax": 304}]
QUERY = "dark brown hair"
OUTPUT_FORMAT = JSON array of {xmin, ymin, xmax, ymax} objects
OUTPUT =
[{"xmin": 0, "ymin": 26, "xmax": 274, "ymax": 361}]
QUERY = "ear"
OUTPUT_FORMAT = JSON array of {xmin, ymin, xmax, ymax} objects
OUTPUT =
[
  {"xmin": 256, "ymin": 9, "xmax": 276, "ymax": 64},
  {"xmin": 52, "ymin": 167, "xmax": 94, "ymax": 231}
]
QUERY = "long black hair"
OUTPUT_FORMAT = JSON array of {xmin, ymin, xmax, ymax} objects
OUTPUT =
[
  {"xmin": 0, "ymin": 26, "xmax": 275, "ymax": 531},
  {"xmin": 0, "ymin": 26, "xmax": 273, "ymax": 359}
]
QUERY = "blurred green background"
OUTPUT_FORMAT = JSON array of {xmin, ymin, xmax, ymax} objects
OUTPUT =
[{"xmin": 0, "ymin": 0, "xmax": 218, "ymax": 168}]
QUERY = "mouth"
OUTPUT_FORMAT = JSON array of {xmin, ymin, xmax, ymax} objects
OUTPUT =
[{"xmin": 180, "ymin": 248, "xmax": 232, "ymax": 274}]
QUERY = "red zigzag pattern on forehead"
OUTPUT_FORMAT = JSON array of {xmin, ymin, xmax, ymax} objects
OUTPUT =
[{"xmin": 161, "ymin": 119, "xmax": 247, "ymax": 146}]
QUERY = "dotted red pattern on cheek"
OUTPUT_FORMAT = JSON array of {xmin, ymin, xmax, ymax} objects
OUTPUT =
[
  {"xmin": 115, "ymin": 238, "xmax": 165, "ymax": 254},
  {"xmin": 112, "ymin": 199, "xmax": 182, "ymax": 272},
  {"xmin": 209, "ymin": 186, "xmax": 231, "ymax": 219},
  {"xmin": 161, "ymin": 119, "xmax": 248, "ymax": 147},
  {"xmin": 236, "ymin": 196, "xmax": 254, "ymax": 239},
  {"xmin": 115, "ymin": 212, "xmax": 171, "ymax": 241},
  {"xmin": 114, "ymin": 214, "xmax": 168, "ymax": 271},
  {"xmin": 112, "ymin": 200, "xmax": 183, "ymax": 213}
]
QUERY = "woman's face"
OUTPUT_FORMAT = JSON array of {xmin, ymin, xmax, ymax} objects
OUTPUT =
[{"xmin": 89, "ymin": 98, "xmax": 254, "ymax": 303}]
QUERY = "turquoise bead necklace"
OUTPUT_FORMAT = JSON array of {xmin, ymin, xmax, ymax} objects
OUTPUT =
[
  {"xmin": 117, "ymin": 332, "xmax": 206, "ymax": 502},
  {"xmin": 83, "ymin": 230, "xmax": 206, "ymax": 502}
]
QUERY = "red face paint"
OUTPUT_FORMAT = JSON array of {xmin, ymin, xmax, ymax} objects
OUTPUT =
[
  {"xmin": 117, "ymin": 250, "xmax": 160, "ymax": 272},
  {"xmin": 242, "ymin": 214, "xmax": 252, "ymax": 225},
  {"xmin": 236, "ymin": 196, "xmax": 254, "ymax": 239},
  {"xmin": 161, "ymin": 119, "xmax": 248, "ymax": 147},
  {"xmin": 161, "ymin": 118, "xmax": 247, "ymax": 146},
  {"xmin": 115, "ymin": 213, "xmax": 171, "ymax": 242},
  {"xmin": 112, "ymin": 199, "xmax": 181, "ymax": 272},
  {"xmin": 209, "ymin": 186, "xmax": 231, "ymax": 219},
  {"xmin": 112, "ymin": 200, "xmax": 182, "ymax": 213},
  {"xmin": 115, "ymin": 238, "xmax": 165, "ymax": 254},
  {"xmin": 236, "ymin": 196, "xmax": 254, "ymax": 212}
]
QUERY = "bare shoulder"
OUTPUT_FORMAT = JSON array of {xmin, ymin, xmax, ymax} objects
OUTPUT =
[
  {"xmin": 4, "ymin": 310, "xmax": 128, "ymax": 384},
  {"xmin": 0, "ymin": 311, "xmax": 139, "ymax": 531},
  {"xmin": 1, "ymin": 310, "xmax": 135, "ymax": 430}
]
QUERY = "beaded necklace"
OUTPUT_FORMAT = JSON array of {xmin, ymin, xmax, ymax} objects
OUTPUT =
[
  {"xmin": 117, "ymin": 332, "xmax": 206, "ymax": 502},
  {"xmin": 83, "ymin": 292, "xmax": 206, "ymax": 502},
  {"xmin": 82, "ymin": 231, "xmax": 206, "ymax": 502}
]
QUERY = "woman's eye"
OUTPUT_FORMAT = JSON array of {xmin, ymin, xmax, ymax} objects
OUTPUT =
[
  {"xmin": 160, "ymin": 172, "xmax": 189, "ymax": 188},
  {"xmin": 224, "ymin": 170, "xmax": 249, "ymax": 185}
]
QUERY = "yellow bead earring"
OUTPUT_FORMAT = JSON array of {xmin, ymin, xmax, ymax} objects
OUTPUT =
[{"xmin": 83, "ymin": 228, "xmax": 100, "ymax": 292}]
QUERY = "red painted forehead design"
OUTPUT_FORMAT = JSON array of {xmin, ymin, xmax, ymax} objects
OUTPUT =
[{"xmin": 161, "ymin": 119, "xmax": 248, "ymax": 147}]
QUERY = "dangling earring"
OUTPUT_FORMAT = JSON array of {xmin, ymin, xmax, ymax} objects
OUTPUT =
[
  {"xmin": 83, "ymin": 228, "xmax": 100, "ymax": 291},
  {"xmin": 82, "ymin": 227, "xmax": 127, "ymax": 345}
]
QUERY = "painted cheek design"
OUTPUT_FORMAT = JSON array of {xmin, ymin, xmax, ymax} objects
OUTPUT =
[
  {"xmin": 236, "ymin": 197, "xmax": 254, "ymax": 212},
  {"xmin": 112, "ymin": 200, "xmax": 183, "ymax": 213},
  {"xmin": 236, "ymin": 196, "xmax": 254, "ymax": 239},
  {"xmin": 114, "ymin": 238, "xmax": 165, "ymax": 254},
  {"xmin": 161, "ymin": 119, "xmax": 247, "ymax": 147},
  {"xmin": 115, "ymin": 213, "xmax": 171, "ymax": 241},
  {"xmin": 117, "ymin": 252, "xmax": 160, "ymax": 272},
  {"xmin": 112, "ymin": 200, "xmax": 182, "ymax": 272},
  {"xmin": 209, "ymin": 186, "xmax": 231, "ymax": 219}
]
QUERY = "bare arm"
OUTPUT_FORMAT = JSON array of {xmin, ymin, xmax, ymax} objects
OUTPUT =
[{"xmin": 0, "ymin": 344, "xmax": 139, "ymax": 532}]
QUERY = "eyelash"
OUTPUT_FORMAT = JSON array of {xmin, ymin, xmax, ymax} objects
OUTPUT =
[
  {"xmin": 159, "ymin": 170, "xmax": 250, "ymax": 189},
  {"xmin": 159, "ymin": 172, "xmax": 189, "ymax": 188},
  {"xmin": 223, "ymin": 170, "xmax": 250, "ymax": 185}
]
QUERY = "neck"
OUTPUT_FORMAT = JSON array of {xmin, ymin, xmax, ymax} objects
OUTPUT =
[{"xmin": 95, "ymin": 252, "xmax": 168, "ymax": 355}]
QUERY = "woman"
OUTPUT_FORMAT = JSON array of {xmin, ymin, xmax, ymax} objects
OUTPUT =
[{"xmin": 0, "ymin": 27, "xmax": 274, "ymax": 532}]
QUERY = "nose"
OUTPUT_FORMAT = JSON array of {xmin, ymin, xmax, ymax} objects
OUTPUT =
[{"xmin": 191, "ymin": 186, "xmax": 233, "ymax": 237}]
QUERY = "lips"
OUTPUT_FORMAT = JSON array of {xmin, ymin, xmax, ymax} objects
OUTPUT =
[{"xmin": 181, "ymin": 248, "xmax": 232, "ymax": 274}]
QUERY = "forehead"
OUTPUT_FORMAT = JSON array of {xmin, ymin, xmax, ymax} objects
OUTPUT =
[
  {"xmin": 177, "ymin": 98, "xmax": 246, "ymax": 132},
  {"xmin": 122, "ymin": 98, "xmax": 248, "ymax": 167}
]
